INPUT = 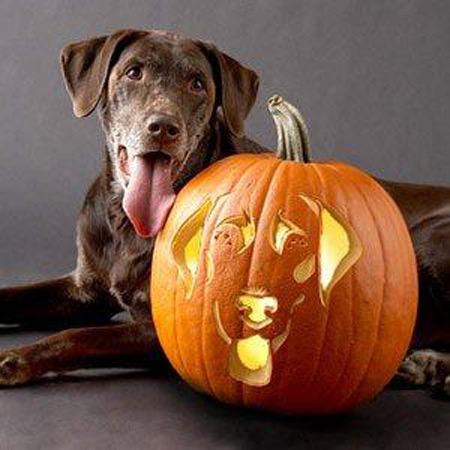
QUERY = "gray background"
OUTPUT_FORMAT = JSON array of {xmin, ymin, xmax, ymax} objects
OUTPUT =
[{"xmin": 0, "ymin": 1, "xmax": 449, "ymax": 449}]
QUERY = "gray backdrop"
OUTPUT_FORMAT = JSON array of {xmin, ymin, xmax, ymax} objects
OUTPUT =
[
  {"xmin": 0, "ymin": 1, "xmax": 450, "ymax": 449},
  {"xmin": 1, "ymin": 0, "xmax": 449, "ymax": 284}
]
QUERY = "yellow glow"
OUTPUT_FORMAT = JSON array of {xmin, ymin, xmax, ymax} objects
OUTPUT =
[
  {"xmin": 298, "ymin": 193, "xmax": 363, "ymax": 307},
  {"xmin": 218, "ymin": 213, "xmax": 255, "ymax": 254},
  {"xmin": 320, "ymin": 208, "xmax": 350, "ymax": 292},
  {"xmin": 237, "ymin": 295, "xmax": 278, "ymax": 323},
  {"xmin": 270, "ymin": 211, "xmax": 306, "ymax": 254},
  {"xmin": 171, "ymin": 198, "xmax": 212, "ymax": 299},
  {"xmin": 236, "ymin": 335, "xmax": 270, "ymax": 371},
  {"xmin": 274, "ymin": 220, "xmax": 291, "ymax": 253},
  {"xmin": 184, "ymin": 226, "xmax": 203, "ymax": 279},
  {"xmin": 240, "ymin": 217, "xmax": 256, "ymax": 251}
]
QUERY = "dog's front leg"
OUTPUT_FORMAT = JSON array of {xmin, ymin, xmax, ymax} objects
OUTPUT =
[
  {"xmin": 0, "ymin": 274, "xmax": 121, "ymax": 328},
  {"xmin": 0, "ymin": 321, "xmax": 163, "ymax": 386},
  {"xmin": 394, "ymin": 349, "xmax": 450, "ymax": 397}
]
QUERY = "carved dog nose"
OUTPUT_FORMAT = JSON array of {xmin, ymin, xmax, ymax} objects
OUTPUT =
[
  {"xmin": 236, "ymin": 293, "xmax": 278, "ymax": 329},
  {"xmin": 147, "ymin": 114, "xmax": 180, "ymax": 142}
]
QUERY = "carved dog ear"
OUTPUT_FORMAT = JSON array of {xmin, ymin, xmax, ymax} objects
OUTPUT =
[
  {"xmin": 197, "ymin": 41, "xmax": 259, "ymax": 137},
  {"xmin": 171, "ymin": 199, "xmax": 213, "ymax": 299},
  {"xmin": 299, "ymin": 194, "xmax": 363, "ymax": 307},
  {"xmin": 60, "ymin": 29, "xmax": 146, "ymax": 118}
]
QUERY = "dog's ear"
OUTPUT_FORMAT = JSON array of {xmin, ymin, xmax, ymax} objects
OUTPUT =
[
  {"xmin": 299, "ymin": 194, "xmax": 363, "ymax": 307},
  {"xmin": 60, "ymin": 29, "xmax": 145, "ymax": 118},
  {"xmin": 197, "ymin": 41, "xmax": 259, "ymax": 137},
  {"xmin": 171, "ymin": 198, "xmax": 213, "ymax": 299}
]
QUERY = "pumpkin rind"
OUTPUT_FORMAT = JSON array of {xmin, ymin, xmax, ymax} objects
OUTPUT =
[
  {"xmin": 151, "ymin": 155, "xmax": 417, "ymax": 414},
  {"xmin": 151, "ymin": 96, "xmax": 418, "ymax": 414}
]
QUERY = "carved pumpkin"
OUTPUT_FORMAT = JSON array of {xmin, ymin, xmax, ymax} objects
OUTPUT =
[{"xmin": 151, "ymin": 96, "xmax": 418, "ymax": 414}]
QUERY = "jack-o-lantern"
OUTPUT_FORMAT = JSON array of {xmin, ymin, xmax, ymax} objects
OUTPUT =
[{"xmin": 151, "ymin": 96, "xmax": 418, "ymax": 414}]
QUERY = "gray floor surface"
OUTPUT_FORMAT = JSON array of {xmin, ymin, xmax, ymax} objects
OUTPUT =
[{"xmin": 1, "ymin": 327, "xmax": 449, "ymax": 450}]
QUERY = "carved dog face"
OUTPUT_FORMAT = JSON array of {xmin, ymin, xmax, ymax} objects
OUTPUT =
[{"xmin": 170, "ymin": 190, "xmax": 362, "ymax": 386}]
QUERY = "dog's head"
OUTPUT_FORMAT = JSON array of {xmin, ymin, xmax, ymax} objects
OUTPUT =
[
  {"xmin": 60, "ymin": 29, "xmax": 259, "ymax": 238},
  {"xmin": 171, "ymin": 191, "xmax": 362, "ymax": 386}
]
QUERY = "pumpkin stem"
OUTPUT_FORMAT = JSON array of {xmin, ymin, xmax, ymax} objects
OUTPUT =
[{"xmin": 267, "ymin": 95, "xmax": 312, "ymax": 163}]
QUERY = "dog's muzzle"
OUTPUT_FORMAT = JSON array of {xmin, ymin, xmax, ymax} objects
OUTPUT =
[{"xmin": 236, "ymin": 292, "xmax": 278, "ymax": 330}]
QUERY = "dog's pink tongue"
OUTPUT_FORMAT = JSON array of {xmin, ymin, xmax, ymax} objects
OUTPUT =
[{"xmin": 123, "ymin": 154, "xmax": 176, "ymax": 238}]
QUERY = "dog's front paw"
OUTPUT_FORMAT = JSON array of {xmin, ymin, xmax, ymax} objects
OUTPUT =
[
  {"xmin": 0, "ymin": 351, "xmax": 35, "ymax": 386},
  {"xmin": 394, "ymin": 349, "xmax": 441, "ymax": 387}
]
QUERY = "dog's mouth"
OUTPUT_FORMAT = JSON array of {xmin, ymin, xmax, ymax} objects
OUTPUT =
[
  {"xmin": 119, "ymin": 146, "xmax": 176, "ymax": 239},
  {"xmin": 118, "ymin": 146, "xmax": 131, "ymax": 177}
]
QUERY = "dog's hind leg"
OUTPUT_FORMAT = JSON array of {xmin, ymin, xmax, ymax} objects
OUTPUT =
[
  {"xmin": 0, "ymin": 321, "xmax": 162, "ymax": 386},
  {"xmin": 0, "ymin": 274, "xmax": 121, "ymax": 329}
]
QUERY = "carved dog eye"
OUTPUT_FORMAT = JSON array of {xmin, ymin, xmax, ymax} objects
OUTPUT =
[
  {"xmin": 286, "ymin": 235, "xmax": 308, "ymax": 249},
  {"xmin": 126, "ymin": 66, "xmax": 143, "ymax": 80},
  {"xmin": 270, "ymin": 211, "xmax": 308, "ymax": 254}
]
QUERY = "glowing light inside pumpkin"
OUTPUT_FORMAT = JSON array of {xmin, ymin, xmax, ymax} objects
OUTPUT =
[
  {"xmin": 318, "ymin": 205, "xmax": 363, "ymax": 306},
  {"xmin": 184, "ymin": 226, "xmax": 203, "ymax": 280},
  {"xmin": 236, "ymin": 335, "xmax": 270, "ymax": 371},
  {"xmin": 298, "ymin": 193, "xmax": 363, "ymax": 307},
  {"xmin": 217, "ymin": 213, "xmax": 256, "ymax": 254},
  {"xmin": 171, "ymin": 194, "xmax": 363, "ymax": 388},
  {"xmin": 172, "ymin": 206, "xmax": 256, "ymax": 299},
  {"xmin": 237, "ymin": 294, "xmax": 278, "ymax": 324},
  {"xmin": 171, "ymin": 198, "xmax": 212, "ymax": 299},
  {"xmin": 240, "ymin": 217, "xmax": 256, "ymax": 252},
  {"xmin": 273, "ymin": 220, "xmax": 291, "ymax": 253},
  {"xmin": 320, "ymin": 208, "xmax": 351, "ymax": 291},
  {"xmin": 270, "ymin": 211, "xmax": 306, "ymax": 254}
]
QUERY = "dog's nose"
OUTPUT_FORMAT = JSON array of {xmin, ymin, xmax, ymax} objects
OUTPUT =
[{"xmin": 147, "ymin": 114, "xmax": 180, "ymax": 142}]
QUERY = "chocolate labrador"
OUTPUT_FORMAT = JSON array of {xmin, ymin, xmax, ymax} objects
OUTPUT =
[{"xmin": 0, "ymin": 28, "xmax": 449, "ymax": 397}]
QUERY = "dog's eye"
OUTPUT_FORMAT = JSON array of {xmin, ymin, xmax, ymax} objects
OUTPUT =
[
  {"xmin": 126, "ymin": 66, "xmax": 143, "ymax": 80},
  {"xmin": 189, "ymin": 77, "xmax": 205, "ymax": 93}
]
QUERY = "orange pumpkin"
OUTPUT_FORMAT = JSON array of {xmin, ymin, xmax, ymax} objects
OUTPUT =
[{"xmin": 151, "ymin": 95, "xmax": 418, "ymax": 414}]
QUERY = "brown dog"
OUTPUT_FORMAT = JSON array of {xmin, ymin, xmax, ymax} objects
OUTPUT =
[{"xmin": 0, "ymin": 29, "xmax": 449, "ymax": 396}]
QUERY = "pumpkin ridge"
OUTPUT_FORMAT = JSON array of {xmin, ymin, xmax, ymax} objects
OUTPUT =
[
  {"xmin": 300, "ymin": 163, "xmax": 341, "ymax": 398},
  {"xmin": 172, "ymin": 250, "xmax": 193, "ymax": 384},
  {"xmin": 305, "ymin": 164, "xmax": 358, "ymax": 407},
  {"xmin": 315, "ymin": 165, "xmax": 364, "ymax": 407},
  {"xmin": 367, "ymin": 175, "xmax": 418, "ymax": 332},
  {"xmin": 329, "ymin": 164, "xmax": 387, "ymax": 409},
  {"xmin": 242, "ymin": 158, "xmax": 285, "ymax": 405},
  {"xmin": 271, "ymin": 162, "xmax": 311, "ymax": 401},
  {"xmin": 201, "ymin": 158, "xmax": 265, "ymax": 401},
  {"xmin": 313, "ymin": 165, "xmax": 368, "ymax": 407},
  {"xmin": 291, "ymin": 163, "xmax": 329, "ymax": 393},
  {"xmin": 153, "ymin": 228, "xmax": 188, "ymax": 382},
  {"xmin": 339, "ymin": 168, "xmax": 417, "ymax": 407},
  {"xmin": 199, "ymin": 201, "xmax": 224, "ymax": 400},
  {"xmin": 151, "ymin": 242, "xmax": 187, "ymax": 380}
]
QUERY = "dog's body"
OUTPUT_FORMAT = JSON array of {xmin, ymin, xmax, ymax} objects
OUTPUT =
[{"xmin": 0, "ymin": 29, "xmax": 449, "ymax": 394}]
